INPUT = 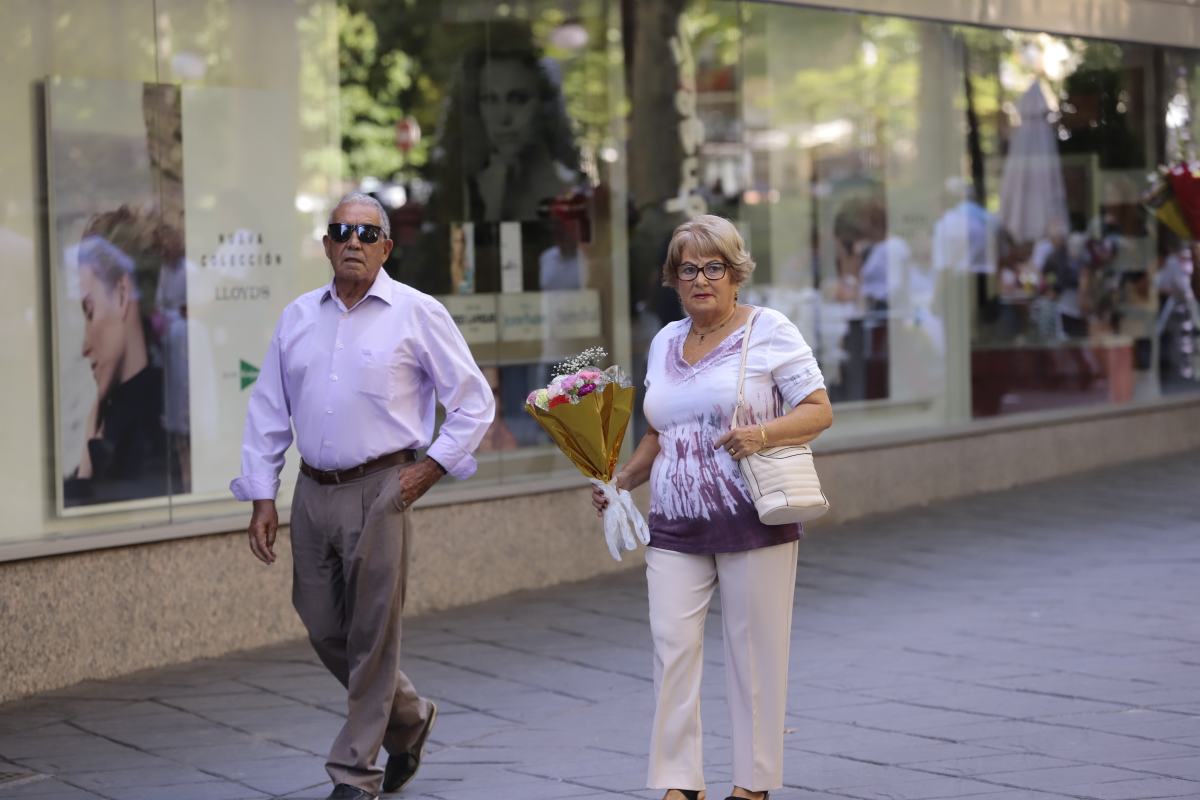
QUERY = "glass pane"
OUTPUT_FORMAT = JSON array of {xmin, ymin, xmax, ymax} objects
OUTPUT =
[
  {"xmin": 625, "ymin": 0, "xmax": 745, "ymax": 441},
  {"xmin": 153, "ymin": 0, "xmax": 339, "ymax": 525},
  {"xmin": 963, "ymin": 31, "xmax": 1155, "ymax": 416},
  {"xmin": 630, "ymin": 1, "xmax": 972, "ymax": 442},
  {"xmin": 0, "ymin": 0, "xmax": 174, "ymax": 548},
  {"xmin": 336, "ymin": 1, "xmax": 627, "ymax": 493},
  {"xmin": 626, "ymin": 1, "xmax": 1200, "ymax": 444},
  {"xmin": 739, "ymin": 8, "xmax": 963, "ymax": 429},
  {"xmin": 1155, "ymin": 50, "xmax": 1200, "ymax": 395}
]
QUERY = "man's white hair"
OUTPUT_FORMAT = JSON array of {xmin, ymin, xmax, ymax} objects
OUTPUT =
[{"xmin": 330, "ymin": 192, "xmax": 390, "ymax": 239}]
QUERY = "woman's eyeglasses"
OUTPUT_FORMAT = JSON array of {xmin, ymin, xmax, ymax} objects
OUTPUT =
[
  {"xmin": 327, "ymin": 223, "xmax": 384, "ymax": 244},
  {"xmin": 677, "ymin": 261, "xmax": 728, "ymax": 281}
]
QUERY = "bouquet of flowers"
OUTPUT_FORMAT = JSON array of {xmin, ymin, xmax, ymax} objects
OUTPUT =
[
  {"xmin": 1143, "ymin": 162, "xmax": 1200, "ymax": 240},
  {"xmin": 526, "ymin": 347, "xmax": 649, "ymax": 560}
]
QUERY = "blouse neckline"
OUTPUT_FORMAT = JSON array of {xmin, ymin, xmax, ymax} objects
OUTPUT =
[{"xmin": 676, "ymin": 319, "xmax": 750, "ymax": 370}]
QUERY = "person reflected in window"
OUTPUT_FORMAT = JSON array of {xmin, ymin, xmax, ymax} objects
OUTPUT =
[
  {"xmin": 832, "ymin": 200, "xmax": 873, "ymax": 307},
  {"xmin": 1156, "ymin": 235, "xmax": 1200, "ymax": 387},
  {"xmin": 827, "ymin": 197, "xmax": 879, "ymax": 401},
  {"xmin": 538, "ymin": 212, "xmax": 587, "ymax": 291},
  {"xmin": 856, "ymin": 198, "xmax": 897, "ymax": 314},
  {"xmin": 152, "ymin": 221, "xmax": 191, "ymax": 492},
  {"xmin": 1032, "ymin": 216, "xmax": 1089, "ymax": 339},
  {"xmin": 535, "ymin": 212, "xmax": 591, "ymax": 393},
  {"xmin": 931, "ymin": 176, "xmax": 1000, "ymax": 276},
  {"xmin": 931, "ymin": 177, "xmax": 1005, "ymax": 333},
  {"xmin": 66, "ymin": 207, "xmax": 177, "ymax": 505},
  {"xmin": 593, "ymin": 215, "xmax": 832, "ymax": 800}
]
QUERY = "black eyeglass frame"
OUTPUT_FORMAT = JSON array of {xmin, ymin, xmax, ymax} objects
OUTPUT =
[
  {"xmin": 327, "ymin": 223, "xmax": 384, "ymax": 244},
  {"xmin": 676, "ymin": 261, "xmax": 729, "ymax": 281}
]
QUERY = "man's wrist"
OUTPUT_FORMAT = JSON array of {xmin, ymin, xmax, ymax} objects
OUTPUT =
[{"xmin": 425, "ymin": 457, "xmax": 447, "ymax": 476}]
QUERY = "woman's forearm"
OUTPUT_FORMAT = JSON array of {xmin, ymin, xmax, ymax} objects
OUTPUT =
[
  {"xmin": 760, "ymin": 390, "xmax": 833, "ymax": 447},
  {"xmin": 615, "ymin": 428, "xmax": 661, "ymax": 491}
]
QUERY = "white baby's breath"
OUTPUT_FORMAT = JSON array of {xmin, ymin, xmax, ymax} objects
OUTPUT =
[{"xmin": 551, "ymin": 346, "xmax": 608, "ymax": 379}]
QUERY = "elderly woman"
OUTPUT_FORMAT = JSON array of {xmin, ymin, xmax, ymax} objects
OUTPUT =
[{"xmin": 593, "ymin": 215, "xmax": 832, "ymax": 800}]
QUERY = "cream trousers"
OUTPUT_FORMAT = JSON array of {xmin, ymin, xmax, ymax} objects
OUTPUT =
[{"xmin": 645, "ymin": 541, "xmax": 799, "ymax": 792}]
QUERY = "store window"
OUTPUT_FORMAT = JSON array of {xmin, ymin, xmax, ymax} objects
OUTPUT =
[
  {"xmin": 625, "ymin": 1, "xmax": 1200, "ymax": 444},
  {"xmin": 3, "ymin": 0, "xmax": 1198, "ymax": 555},
  {"xmin": 334, "ymin": 1, "xmax": 627, "ymax": 489},
  {"xmin": 1, "ymin": 0, "xmax": 628, "ymax": 553},
  {"xmin": 1, "ymin": 0, "xmax": 339, "ymax": 548},
  {"xmin": 960, "ymin": 30, "xmax": 1177, "ymax": 417}
]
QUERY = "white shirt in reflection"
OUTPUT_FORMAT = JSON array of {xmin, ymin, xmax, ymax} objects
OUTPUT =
[
  {"xmin": 860, "ymin": 236, "xmax": 917, "ymax": 305},
  {"xmin": 932, "ymin": 200, "xmax": 998, "ymax": 274},
  {"xmin": 538, "ymin": 244, "xmax": 586, "ymax": 290}
]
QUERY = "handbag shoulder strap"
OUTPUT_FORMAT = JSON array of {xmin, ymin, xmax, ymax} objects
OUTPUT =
[{"xmin": 732, "ymin": 307, "xmax": 762, "ymax": 430}]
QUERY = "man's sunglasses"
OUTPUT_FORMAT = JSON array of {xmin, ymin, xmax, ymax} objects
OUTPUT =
[{"xmin": 327, "ymin": 223, "xmax": 384, "ymax": 244}]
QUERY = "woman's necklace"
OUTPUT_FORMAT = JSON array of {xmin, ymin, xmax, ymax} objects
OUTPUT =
[{"xmin": 689, "ymin": 305, "xmax": 738, "ymax": 343}]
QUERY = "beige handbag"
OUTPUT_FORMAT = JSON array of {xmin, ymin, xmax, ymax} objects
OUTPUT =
[{"xmin": 732, "ymin": 309, "xmax": 830, "ymax": 525}]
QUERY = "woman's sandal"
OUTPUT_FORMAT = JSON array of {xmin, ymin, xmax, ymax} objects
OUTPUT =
[
  {"xmin": 724, "ymin": 792, "xmax": 768, "ymax": 800},
  {"xmin": 664, "ymin": 791, "xmax": 705, "ymax": 800}
]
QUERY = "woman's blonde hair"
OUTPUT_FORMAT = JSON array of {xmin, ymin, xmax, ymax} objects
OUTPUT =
[{"xmin": 661, "ymin": 214, "xmax": 756, "ymax": 287}]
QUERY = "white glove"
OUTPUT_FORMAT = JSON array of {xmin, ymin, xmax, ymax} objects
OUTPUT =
[{"xmin": 589, "ymin": 478, "xmax": 651, "ymax": 561}]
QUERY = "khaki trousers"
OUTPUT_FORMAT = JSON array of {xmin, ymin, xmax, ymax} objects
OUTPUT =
[
  {"xmin": 290, "ymin": 465, "xmax": 433, "ymax": 794},
  {"xmin": 645, "ymin": 541, "xmax": 799, "ymax": 792}
]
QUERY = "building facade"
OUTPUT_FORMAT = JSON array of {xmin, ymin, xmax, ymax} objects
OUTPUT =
[{"xmin": 2, "ymin": 0, "xmax": 1199, "ymax": 701}]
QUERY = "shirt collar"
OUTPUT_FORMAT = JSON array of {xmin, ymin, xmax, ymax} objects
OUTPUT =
[{"xmin": 321, "ymin": 268, "xmax": 395, "ymax": 310}]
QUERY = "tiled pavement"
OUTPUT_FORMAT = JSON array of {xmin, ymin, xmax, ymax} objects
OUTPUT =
[{"xmin": 2, "ymin": 453, "xmax": 1199, "ymax": 800}]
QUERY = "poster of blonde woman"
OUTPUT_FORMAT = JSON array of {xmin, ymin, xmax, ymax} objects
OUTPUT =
[{"xmin": 47, "ymin": 79, "xmax": 190, "ymax": 509}]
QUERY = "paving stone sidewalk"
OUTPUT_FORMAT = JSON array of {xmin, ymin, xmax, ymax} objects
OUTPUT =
[{"xmin": 2, "ymin": 453, "xmax": 1199, "ymax": 800}]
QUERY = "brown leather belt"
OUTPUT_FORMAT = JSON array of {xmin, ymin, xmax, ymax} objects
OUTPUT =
[{"xmin": 299, "ymin": 449, "xmax": 416, "ymax": 485}]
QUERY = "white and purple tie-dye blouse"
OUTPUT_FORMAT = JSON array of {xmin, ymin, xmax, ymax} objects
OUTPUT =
[{"xmin": 643, "ymin": 307, "xmax": 826, "ymax": 554}]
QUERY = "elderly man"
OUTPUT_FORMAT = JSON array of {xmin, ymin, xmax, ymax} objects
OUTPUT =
[{"xmin": 231, "ymin": 192, "xmax": 494, "ymax": 800}]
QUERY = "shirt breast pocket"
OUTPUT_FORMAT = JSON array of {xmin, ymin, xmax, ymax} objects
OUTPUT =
[{"xmin": 356, "ymin": 348, "xmax": 397, "ymax": 400}]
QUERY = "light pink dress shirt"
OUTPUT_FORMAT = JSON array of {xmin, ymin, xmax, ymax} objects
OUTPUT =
[{"xmin": 230, "ymin": 270, "xmax": 495, "ymax": 501}]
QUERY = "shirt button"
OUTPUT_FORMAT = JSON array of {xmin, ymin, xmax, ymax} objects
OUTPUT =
[
  {"xmin": 326, "ymin": 409, "xmax": 333, "ymax": 415},
  {"xmin": 336, "ymin": 342, "xmax": 344, "ymax": 350},
  {"xmin": 331, "ymin": 374, "xmax": 339, "ymax": 381}
]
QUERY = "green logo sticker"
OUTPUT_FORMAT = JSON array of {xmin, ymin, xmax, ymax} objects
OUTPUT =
[{"xmin": 239, "ymin": 359, "xmax": 260, "ymax": 390}]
